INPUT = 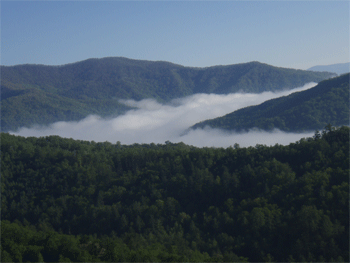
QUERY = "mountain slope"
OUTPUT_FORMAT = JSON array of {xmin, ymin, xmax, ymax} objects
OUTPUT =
[
  {"xmin": 191, "ymin": 73, "xmax": 349, "ymax": 132},
  {"xmin": 308, "ymin": 62, "xmax": 350, "ymax": 75},
  {"xmin": 1, "ymin": 126, "xmax": 349, "ymax": 262},
  {"xmin": 1, "ymin": 57, "xmax": 335, "ymax": 132}
]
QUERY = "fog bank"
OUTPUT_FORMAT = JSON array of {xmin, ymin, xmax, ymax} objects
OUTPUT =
[{"xmin": 11, "ymin": 83, "xmax": 317, "ymax": 148}]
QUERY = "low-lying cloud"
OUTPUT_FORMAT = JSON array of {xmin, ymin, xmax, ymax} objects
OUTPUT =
[{"xmin": 11, "ymin": 83, "xmax": 316, "ymax": 148}]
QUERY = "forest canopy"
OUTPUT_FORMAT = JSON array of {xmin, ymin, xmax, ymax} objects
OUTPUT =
[{"xmin": 1, "ymin": 125, "xmax": 349, "ymax": 262}]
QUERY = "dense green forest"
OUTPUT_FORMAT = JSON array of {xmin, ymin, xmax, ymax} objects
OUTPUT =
[
  {"xmin": 1, "ymin": 57, "xmax": 334, "ymax": 132},
  {"xmin": 192, "ymin": 73, "xmax": 349, "ymax": 132},
  {"xmin": 1, "ymin": 125, "xmax": 349, "ymax": 262}
]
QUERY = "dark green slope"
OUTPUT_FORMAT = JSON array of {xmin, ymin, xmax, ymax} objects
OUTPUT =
[
  {"xmin": 1, "ymin": 126, "xmax": 349, "ymax": 262},
  {"xmin": 1, "ymin": 57, "xmax": 334, "ymax": 131},
  {"xmin": 190, "ymin": 61, "xmax": 334, "ymax": 94},
  {"xmin": 192, "ymin": 73, "xmax": 350, "ymax": 132}
]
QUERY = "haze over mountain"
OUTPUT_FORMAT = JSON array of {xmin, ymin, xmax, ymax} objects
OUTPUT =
[
  {"xmin": 307, "ymin": 62, "xmax": 350, "ymax": 75},
  {"xmin": 9, "ymin": 83, "xmax": 319, "ymax": 148},
  {"xmin": 191, "ymin": 74, "xmax": 349, "ymax": 133},
  {"xmin": 1, "ymin": 57, "xmax": 335, "ymax": 132}
]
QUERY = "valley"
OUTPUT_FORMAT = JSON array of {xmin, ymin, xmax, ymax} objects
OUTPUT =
[{"xmin": 1, "ymin": 58, "xmax": 335, "ymax": 132}]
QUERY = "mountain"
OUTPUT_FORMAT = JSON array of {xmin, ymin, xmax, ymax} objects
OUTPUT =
[
  {"xmin": 191, "ymin": 73, "xmax": 349, "ymax": 132},
  {"xmin": 1, "ymin": 57, "xmax": 335, "ymax": 132},
  {"xmin": 308, "ymin": 62, "xmax": 350, "ymax": 75}
]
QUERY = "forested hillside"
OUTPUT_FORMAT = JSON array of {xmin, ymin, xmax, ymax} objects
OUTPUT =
[
  {"xmin": 1, "ymin": 125, "xmax": 348, "ymax": 262},
  {"xmin": 192, "ymin": 73, "xmax": 349, "ymax": 132},
  {"xmin": 1, "ymin": 57, "xmax": 334, "ymax": 132}
]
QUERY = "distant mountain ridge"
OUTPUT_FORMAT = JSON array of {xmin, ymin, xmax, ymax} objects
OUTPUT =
[
  {"xmin": 191, "ymin": 73, "xmax": 349, "ymax": 132},
  {"xmin": 1, "ymin": 57, "xmax": 335, "ymax": 132},
  {"xmin": 308, "ymin": 62, "xmax": 350, "ymax": 75}
]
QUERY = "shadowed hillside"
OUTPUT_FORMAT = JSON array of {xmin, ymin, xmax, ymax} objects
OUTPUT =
[{"xmin": 191, "ymin": 73, "xmax": 349, "ymax": 132}]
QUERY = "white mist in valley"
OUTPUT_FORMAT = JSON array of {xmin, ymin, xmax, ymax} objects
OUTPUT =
[{"xmin": 11, "ymin": 83, "xmax": 317, "ymax": 148}]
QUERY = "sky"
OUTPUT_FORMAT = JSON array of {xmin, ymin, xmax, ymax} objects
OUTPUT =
[
  {"xmin": 1, "ymin": 0, "xmax": 349, "ymax": 69},
  {"xmin": 11, "ymin": 83, "xmax": 317, "ymax": 148}
]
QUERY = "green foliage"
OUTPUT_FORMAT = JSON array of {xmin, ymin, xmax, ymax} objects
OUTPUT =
[
  {"xmin": 1, "ymin": 58, "xmax": 334, "ymax": 131},
  {"xmin": 0, "ymin": 221, "xmax": 213, "ymax": 262},
  {"xmin": 192, "ymin": 73, "xmax": 349, "ymax": 132},
  {"xmin": 1, "ymin": 125, "xmax": 349, "ymax": 262}
]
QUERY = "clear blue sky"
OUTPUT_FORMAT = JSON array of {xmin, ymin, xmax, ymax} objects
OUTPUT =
[{"xmin": 1, "ymin": 1, "xmax": 349, "ymax": 69}]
